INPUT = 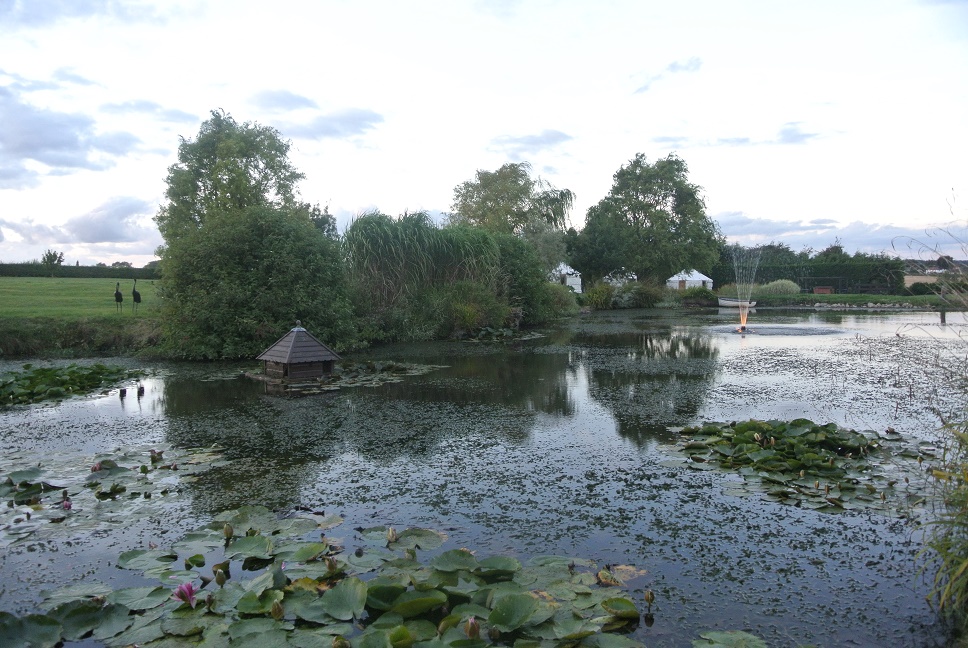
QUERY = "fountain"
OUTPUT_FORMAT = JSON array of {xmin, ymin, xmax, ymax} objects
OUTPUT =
[{"xmin": 731, "ymin": 244, "xmax": 762, "ymax": 332}]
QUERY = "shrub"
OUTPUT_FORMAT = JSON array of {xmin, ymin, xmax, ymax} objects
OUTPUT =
[
  {"xmin": 613, "ymin": 281, "xmax": 665, "ymax": 308},
  {"xmin": 544, "ymin": 282, "xmax": 580, "ymax": 318},
  {"xmin": 754, "ymin": 279, "xmax": 801, "ymax": 296},
  {"xmin": 908, "ymin": 282, "xmax": 939, "ymax": 296},
  {"xmin": 680, "ymin": 286, "xmax": 716, "ymax": 305},
  {"xmin": 584, "ymin": 282, "xmax": 615, "ymax": 310}
]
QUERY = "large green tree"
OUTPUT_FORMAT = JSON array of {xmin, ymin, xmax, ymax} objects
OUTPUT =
[
  {"xmin": 449, "ymin": 162, "xmax": 575, "ymax": 234},
  {"xmin": 154, "ymin": 111, "xmax": 354, "ymax": 359},
  {"xmin": 573, "ymin": 153, "xmax": 721, "ymax": 282},
  {"xmin": 155, "ymin": 109, "xmax": 305, "ymax": 244}
]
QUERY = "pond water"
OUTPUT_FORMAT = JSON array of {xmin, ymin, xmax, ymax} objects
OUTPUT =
[{"xmin": 1, "ymin": 308, "xmax": 966, "ymax": 647}]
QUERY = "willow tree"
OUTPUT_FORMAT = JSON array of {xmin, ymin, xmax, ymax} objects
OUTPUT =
[
  {"xmin": 154, "ymin": 110, "xmax": 354, "ymax": 359},
  {"xmin": 574, "ymin": 153, "xmax": 721, "ymax": 282},
  {"xmin": 449, "ymin": 162, "xmax": 575, "ymax": 234}
]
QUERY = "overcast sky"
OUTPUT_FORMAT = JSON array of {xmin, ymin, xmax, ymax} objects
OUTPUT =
[{"xmin": 1, "ymin": 0, "xmax": 966, "ymax": 267}]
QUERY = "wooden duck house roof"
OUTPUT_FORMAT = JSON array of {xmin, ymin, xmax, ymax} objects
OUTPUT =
[{"xmin": 257, "ymin": 325, "xmax": 341, "ymax": 364}]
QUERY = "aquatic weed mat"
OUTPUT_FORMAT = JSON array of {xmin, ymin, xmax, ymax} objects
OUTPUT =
[
  {"xmin": 0, "ymin": 444, "xmax": 230, "ymax": 549},
  {"xmin": 670, "ymin": 419, "xmax": 933, "ymax": 514}
]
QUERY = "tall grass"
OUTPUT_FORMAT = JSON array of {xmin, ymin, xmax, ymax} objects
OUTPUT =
[{"xmin": 904, "ymin": 213, "xmax": 968, "ymax": 639}]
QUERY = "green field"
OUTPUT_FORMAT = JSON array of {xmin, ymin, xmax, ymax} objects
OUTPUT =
[{"xmin": 0, "ymin": 277, "xmax": 160, "ymax": 319}]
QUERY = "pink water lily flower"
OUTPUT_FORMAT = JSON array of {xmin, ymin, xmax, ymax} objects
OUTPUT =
[{"xmin": 172, "ymin": 581, "xmax": 198, "ymax": 608}]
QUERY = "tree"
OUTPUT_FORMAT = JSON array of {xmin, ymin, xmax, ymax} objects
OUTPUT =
[
  {"xmin": 155, "ymin": 109, "xmax": 305, "ymax": 244},
  {"xmin": 41, "ymin": 249, "xmax": 64, "ymax": 277},
  {"xmin": 161, "ymin": 205, "xmax": 354, "ymax": 359},
  {"xmin": 111, "ymin": 261, "xmax": 133, "ymax": 268},
  {"xmin": 155, "ymin": 111, "xmax": 354, "ymax": 359},
  {"xmin": 449, "ymin": 162, "xmax": 575, "ymax": 234},
  {"xmin": 575, "ymin": 153, "xmax": 721, "ymax": 282}
]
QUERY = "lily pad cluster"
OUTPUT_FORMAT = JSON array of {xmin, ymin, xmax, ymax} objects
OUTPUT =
[
  {"xmin": 0, "ymin": 362, "xmax": 140, "ymax": 407},
  {"xmin": 0, "ymin": 445, "xmax": 228, "ymax": 548},
  {"xmin": 677, "ymin": 419, "xmax": 930, "ymax": 512},
  {"xmin": 2, "ymin": 505, "xmax": 653, "ymax": 648}
]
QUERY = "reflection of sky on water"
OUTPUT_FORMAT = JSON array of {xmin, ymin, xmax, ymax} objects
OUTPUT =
[{"xmin": 0, "ymin": 310, "xmax": 958, "ymax": 646}]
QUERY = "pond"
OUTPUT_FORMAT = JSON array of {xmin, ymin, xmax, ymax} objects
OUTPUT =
[{"xmin": 1, "ymin": 308, "xmax": 964, "ymax": 647}]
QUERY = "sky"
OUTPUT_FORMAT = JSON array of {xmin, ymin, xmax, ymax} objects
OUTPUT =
[{"xmin": 1, "ymin": 0, "xmax": 967, "ymax": 268}]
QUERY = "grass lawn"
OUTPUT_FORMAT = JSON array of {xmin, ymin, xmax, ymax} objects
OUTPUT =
[{"xmin": 0, "ymin": 277, "xmax": 160, "ymax": 319}]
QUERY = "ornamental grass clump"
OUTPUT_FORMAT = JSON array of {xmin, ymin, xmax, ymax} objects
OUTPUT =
[{"xmin": 923, "ymin": 422, "xmax": 968, "ymax": 634}]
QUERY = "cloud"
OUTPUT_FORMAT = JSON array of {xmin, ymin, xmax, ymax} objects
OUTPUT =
[
  {"xmin": 250, "ymin": 90, "xmax": 319, "ymax": 112},
  {"xmin": 656, "ymin": 123, "xmax": 819, "ymax": 149},
  {"xmin": 776, "ymin": 122, "xmax": 819, "ymax": 144},
  {"xmin": 490, "ymin": 129, "xmax": 573, "ymax": 160},
  {"xmin": 0, "ymin": 196, "xmax": 155, "ymax": 247},
  {"xmin": 63, "ymin": 196, "xmax": 156, "ymax": 243},
  {"xmin": 280, "ymin": 109, "xmax": 384, "ymax": 140},
  {"xmin": 667, "ymin": 57, "xmax": 702, "ymax": 74},
  {"xmin": 635, "ymin": 56, "xmax": 703, "ymax": 93},
  {"xmin": 101, "ymin": 100, "xmax": 198, "ymax": 123},
  {"xmin": 713, "ymin": 211, "xmax": 968, "ymax": 257},
  {"xmin": 0, "ymin": 86, "xmax": 142, "ymax": 188},
  {"xmin": 52, "ymin": 68, "xmax": 96, "ymax": 86},
  {"xmin": 0, "ymin": 0, "xmax": 160, "ymax": 28}
]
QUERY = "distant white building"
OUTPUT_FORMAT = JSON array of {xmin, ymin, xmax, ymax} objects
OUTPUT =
[
  {"xmin": 666, "ymin": 269, "xmax": 713, "ymax": 290},
  {"xmin": 551, "ymin": 263, "xmax": 582, "ymax": 293},
  {"xmin": 603, "ymin": 268, "xmax": 637, "ymax": 287}
]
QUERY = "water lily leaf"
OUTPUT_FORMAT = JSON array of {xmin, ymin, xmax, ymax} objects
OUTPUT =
[
  {"xmin": 117, "ymin": 549, "xmax": 178, "ymax": 571},
  {"xmin": 289, "ymin": 623, "xmax": 356, "ymax": 648},
  {"xmin": 359, "ymin": 628, "xmax": 395, "ymax": 648},
  {"xmin": 440, "ymin": 600, "xmax": 484, "ymax": 621},
  {"xmin": 289, "ymin": 625, "xmax": 356, "ymax": 647},
  {"xmin": 601, "ymin": 597, "xmax": 639, "ymax": 619},
  {"xmin": 237, "ymin": 588, "xmax": 284, "ymax": 615},
  {"xmin": 107, "ymin": 586, "xmax": 171, "ymax": 611},
  {"xmin": 693, "ymin": 630, "xmax": 767, "ymax": 648},
  {"xmin": 7, "ymin": 467, "xmax": 44, "ymax": 483},
  {"xmin": 359, "ymin": 526, "xmax": 393, "ymax": 543},
  {"xmin": 231, "ymin": 628, "xmax": 290, "ymax": 648},
  {"xmin": 476, "ymin": 556, "xmax": 521, "ymax": 579},
  {"xmin": 284, "ymin": 589, "xmax": 338, "ymax": 625},
  {"xmin": 105, "ymin": 613, "xmax": 165, "ymax": 647},
  {"xmin": 390, "ymin": 588, "xmax": 448, "ymax": 618},
  {"xmin": 225, "ymin": 535, "xmax": 273, "ymax": 560},
  {"xmin": 280, "ymin": 541, "xmax": 331, "ymax": 562},
  {"xmin": 320, "ymin": 576, "xmax": 368, "ymax": 620},
  {"xmin": 0, "ymin": 611, "xmax": 62, "ymax": 648},
  {"xmin": 162, "ymin": 606, "xmax": 220, "ymax": 637},
  {"xmin": 431, "ymin": 549, "xmax": 479, "ymax": 572},
  {"xmin": 40, "ymin": 582, "xmax": 113, "ymax": 607},
  {"xmin": 347, "ymin": 547, "xmax": 395, "ymax": 571},
  {"xmin": 47, "ymin": 599, "xmax": 110, "ymax": 641},
  {"xmin": 391, "ymin": 527, "xmax": 447, "ymax": 551},
  {"xmin": 90, "ymin": 604, "xmax": 135, "ymax": 640},
  {"xmin": 581, "ymin": 632, "xmax": 646, "ymax": 648},
  {"xmin": 367, "ymin": 582, "xmax": 409, "ymax": 611},
  {"xmin": 173, "ymin": 531, "xmax": 223, "ymax": 556},
  {"xmin": 227, "ymin": 617, "xmax": 293, "ymax": 640},
  {"xmin": 487, "ymin": 593, "xmax": 539, "ymax": 632}
]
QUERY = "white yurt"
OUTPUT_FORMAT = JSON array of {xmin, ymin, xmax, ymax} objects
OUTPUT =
[
  {"xmin": 666, "ymin": 269, "xmax": 713, "ymax": 290},
  {"xmin": 551, "ymin": 263, "xmax": 582, "ymax": 293}
]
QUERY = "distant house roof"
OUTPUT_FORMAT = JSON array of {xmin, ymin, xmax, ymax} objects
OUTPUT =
[
  {"xmin": 257, "ymin": 325, "xmax": 341, "ymax": 364},
  {"xmin": 667, "ymin": 269, "xmax": 712, "ymax": 282}
]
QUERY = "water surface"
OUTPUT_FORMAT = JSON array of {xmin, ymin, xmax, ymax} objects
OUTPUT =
[{"xmin": 1, "ymin": 308, "xmax": 963, "ymax": 647}]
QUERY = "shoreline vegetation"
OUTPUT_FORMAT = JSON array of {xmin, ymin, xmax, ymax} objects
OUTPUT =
[{"xmin": 0, "ymin": 276, "xmax": 953, "ymax": 360}]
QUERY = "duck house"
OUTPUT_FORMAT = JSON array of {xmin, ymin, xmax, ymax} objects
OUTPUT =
[{"xmin": 257, "ymin": 323, "xmax": 341, "ymax": 380}]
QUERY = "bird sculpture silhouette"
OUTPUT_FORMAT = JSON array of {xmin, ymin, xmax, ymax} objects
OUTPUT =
[
  {"xmin": 132, "ymin": 278, "xmax": 141, "ymax": 313},
  {"xmin": 114, "ymin": 282, "xmax": 123, "ymax": 313}
]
